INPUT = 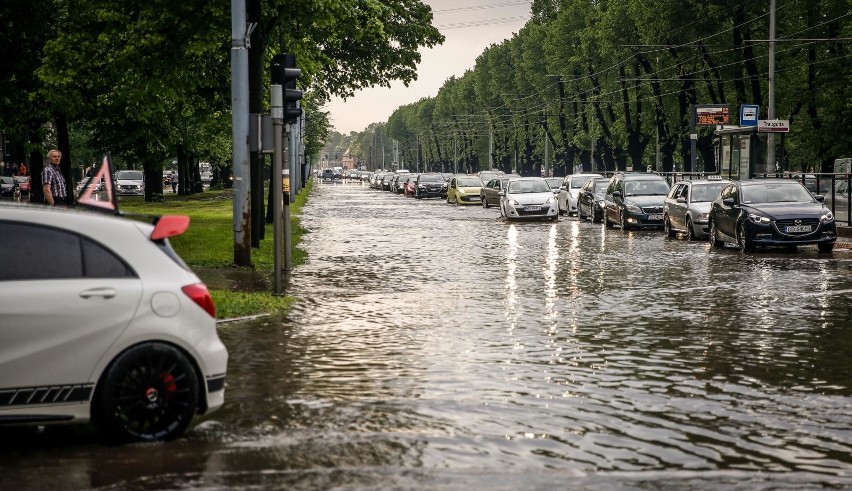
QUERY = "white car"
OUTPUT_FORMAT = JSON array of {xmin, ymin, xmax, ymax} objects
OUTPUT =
[
  {"xmin": 115, "ymin": 170, "xmax": 145, "ymax": 196},
  {"xmin": 558, "ymin": 173, "xmax": 603, "ymax": 215},
  {"xmin": 499, "ymin": 177, "xmax": 559, "ymax": 221},
  {"xmin": 0, "ymin": 203, "xmax": 227, "ymax": 442}
]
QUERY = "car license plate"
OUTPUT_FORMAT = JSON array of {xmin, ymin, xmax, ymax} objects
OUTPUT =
[
  {"xmin": 525, "ymin": 206, "xmax": 541, "ymax": 212},
  {"xmin": 471, "ymin": 196, "xmax": 480, "ymax": 201},
  {"xmin": 785, "ymin": 225, "xmax": 812, "ymax": 233},
  {"xmin": 649, "ymin": 214, "xmax": 663, "ymax": 220}
]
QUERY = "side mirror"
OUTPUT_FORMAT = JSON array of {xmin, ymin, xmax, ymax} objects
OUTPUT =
[
  {"xmin": 498, "ymin": 190, "xmax": 505, "ymax": 197},
  {"xmin": 553, "ymin": 190, "xmax": 560, "ymax": 195},
  {"xmin": 676, "ymin": 197, "xmax": 687, "ymax": 204},
  {"xmin": 722, "ymin": 197, "xmax": 735, "ymax": 206},
  {"xmin": 612, "ymin": 191, "xmax": 622, "ymax": 198},
  {"xmin": 814, "ymin": 194, "xmax": 825, "ymax": 202}
]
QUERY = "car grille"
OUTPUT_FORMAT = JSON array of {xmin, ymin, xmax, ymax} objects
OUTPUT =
[
  {"xmin": 642, "ymin": 205, "xmax": 663, "ymax": 214},
  {"xmin": 460, "ymin": 195, "xmax": 480, "ymax": 202},
  {"xmin": 773, "ymin": 218, "xmax": 820, "ymax": 236}
]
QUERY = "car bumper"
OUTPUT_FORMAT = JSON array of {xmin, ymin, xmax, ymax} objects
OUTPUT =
[
  {"xmin": 456, "ymin": 194, "xmax": 481, "ymax": 205},
  {"xmin": 418, "ymin": 188, "xmax": 446, "ymax": 197},
  {"xmin": 625, "ymin": 211, "xmax": 664, "ymax": 228},
  {"xmin": 506, "ymin": 203, "xmax": 559, "ymax": 219},
  {"xmin": 746, "ymin": 221, "xmax": 837, "ymax": 246}
]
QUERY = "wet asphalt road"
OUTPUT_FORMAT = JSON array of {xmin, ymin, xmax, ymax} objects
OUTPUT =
[{"xmin": 3, "ymin": 180, "xmax": 852, "ymax": 490}]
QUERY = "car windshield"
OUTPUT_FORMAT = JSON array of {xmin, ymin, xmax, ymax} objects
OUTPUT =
[
  {"xmin": 117, "ymin": 171, "xmax": 143, "ymax": 180},
  {"xmin": 419, "ymin": 174, "xmax": 443, "ymax": 182},
  {"xmin": 545, "ymin": 178, "xmax": 562, "ymax": 189},
  {"xmin": 457, "ymin": 177, "xmax": 483, "ymax": 187},
  {"xmin": 741, "ymin": 182, "xmax": 814, "ymax": 204},
  {"xmin": 594, "ymin": 179, "xmax": 611, "ymax": 192},
  {"xmin": 571, "ymin": 175, "xmax": 596, "ymax": 189},
  {"xmin": 508, "ymin": 179, "xmax": 551, "ymax": 194},
  {"xmin": 624, "ymin": 180, "xmax": 669, "ymax": 196},
  {"xmin": 690, "ymin": 183, "xmax": 727, "ymax": 202}
]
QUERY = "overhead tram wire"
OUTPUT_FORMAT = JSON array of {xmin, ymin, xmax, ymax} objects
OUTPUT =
[
  {"xmin": 436, "ymin": 16, "xmax": 531, "ymax": 30},
  {"xmin": 432, "ymin": 0, "xmax": 532, "ymax": 15}
]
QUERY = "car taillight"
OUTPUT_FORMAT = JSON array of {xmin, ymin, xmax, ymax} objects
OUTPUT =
[{"xmin": 182, "ymin": 283, "xmax": 216, "ymax": 318}]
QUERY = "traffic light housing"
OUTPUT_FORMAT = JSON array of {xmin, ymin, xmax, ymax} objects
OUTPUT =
[{"xmin": 271, "ymin": 53, "xmax": 303, "ymax": 124}]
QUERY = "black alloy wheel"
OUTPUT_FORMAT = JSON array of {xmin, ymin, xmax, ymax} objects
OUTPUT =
[
  {"xmin": 93, "ymin": 343, "xmax": 199, "ymax": 443},
  {"xmin": 685, "ymin": 218, "xmax": 696, "ymax": 241},
  {"xmin": 737, "ymin": 221, "xmax": 755, "ymax": 252}
]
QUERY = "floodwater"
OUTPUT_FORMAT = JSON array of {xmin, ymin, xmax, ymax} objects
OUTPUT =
[{"xmin": 3, "ymin": 180, "xmax": 852, "ymax": 490}]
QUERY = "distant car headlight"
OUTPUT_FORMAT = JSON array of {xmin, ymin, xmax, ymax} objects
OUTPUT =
[
  {"xmin": 821, "ymin": 210, "xmax": 834, "ymax": 222},
  {"xmin": 545, "ymin": 196, "xmax": 555, "ymax": 204},
  {"xmin": 442, "ymin": 184, "xmax": 448, "ymax": 188},
  {"xmin": 748, "ymin": 213, "xmax": 771, "ymax": 224},
  {"xmin": 625, "ymin": 203, "xmax": 643, "ymax": 214},
  {"xmin": 597, "ymin": 200, "xmax": 606, "ymax": 208},
  {"xmin": 418, "ymin": 185, "xmax": 425, "ymax": 189},
  {"xmin": 509, "ymin": 199, "xmax": 520, "ymax": 206},
  {"xmin": 697, "ymin": 213, "xmax": 708, "ymax": 221}
]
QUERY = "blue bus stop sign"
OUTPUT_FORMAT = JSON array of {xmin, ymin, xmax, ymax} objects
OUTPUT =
[{"xmin": 740, "ymin": 105, "xmax": 759, "ymax": 127}]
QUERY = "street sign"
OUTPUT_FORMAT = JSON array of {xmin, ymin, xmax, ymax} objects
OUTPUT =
[
  {"xmin": 757, "ymin": 119, "xmax": 790, "ymax": 133},
  {"xmin": 739, "ymin": 104, "xmax": 759, "ymax": 127}
]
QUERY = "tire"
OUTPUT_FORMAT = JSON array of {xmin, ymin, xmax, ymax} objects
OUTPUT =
[
  {"xmin": 482, "ymin": 196, "xmax": 489, "ymax": 208},
  {"xmin": 93, "ymin": 342, "xmax": 199, "ymax": 443},
  {"xmin": 578, "ymin": 203, "xmax": 587, "ymax": 221},
  {"xmin": 709, "ymin": 219, "xmax": 723, "ymax": 249},
  {"xmin": 551, "ymin": 214, "xmax": 558, "ymax": 222},
  {"xmin": 592, "ymin": 208, "xmax": 602, "ymax": 224},
  {"xmin": 818, "ymin": 243, "xmax": 835, "ymax": 253},
  {"xmin": 664, "ymin": 216, "xmax": 675, "ymax": 238},
  {"xmin": 620, "ymin": 210, "xmax": 631, "ymax": 231},
  {"xmin": 605, "ymin": 211, "xmax": 614, "ymax": 229},
  {"xmin": 737, "ymin": 221, "xmax": 755, "ymax": 252},
  {"xmin": 685, "ymin": 218, "xmax": 696, "ymax": 241}
]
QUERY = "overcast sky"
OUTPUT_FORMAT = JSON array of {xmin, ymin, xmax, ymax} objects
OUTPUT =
[{"xmin": 324, "ymin": 0, "xmax": 532, "ymax": 135}]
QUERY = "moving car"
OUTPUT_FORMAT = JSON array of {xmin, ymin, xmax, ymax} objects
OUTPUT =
[
  {"xmin": 481, "ymin": 174, "xmax": 520, "ymax": 208},
  {"xmin": 558, "ymin": 173, "xmax": 603, "ymax": 215},
  {"xmin": 0, "ymin": 176, "xmax": 19, "ymax": 199},
  {"xmin": 708, "ymin": 179, "xmax": 836, "ymax": 253},
  {"xmin": 114, "ymin": 170, "xmax": 145, "ymax": 196},
  {"xmin": 16, "ymin": 176, "xmax": 30, "ymax": 196},
  {"xmin": 604, "ymin": 172, "xmax": 670, "ymax": 230},
  {"xmin": 402, "ymin": 175, "xmax": 419, "ymax": 197},
  {"xmin": 663, "ymin": 178, "xmax": 730, "ymax": 240},
  {"xmin": 577, "ymin": 177, "xmax": 611, "ymax": 223},
  {"xmin": 0, "ymin": 203, "xmax": 228, "ymax": 442},
  {"xmin": 414, "ymin": 173, "xmax": 447, "ymax": 199},
  {"xmin": 499, "ymin": 177, "xmax": 559, "ymax": 222},
  {"xmin": 447, "ymin": 175, "xmax": 484, "ymax": 205}
]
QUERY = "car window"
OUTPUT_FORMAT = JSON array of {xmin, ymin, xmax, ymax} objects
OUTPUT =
[
  {"xmin": 691, "ymin": 183, "xmax": 726, "ymax": 203},
  {"xmin": 570, "ymin": 175, "xmax": 595, "ymax": 189},
  {"xmin": 0, "ymin": 222, "xmax": 135, "ymax": 281},
  {"xmin": 679, "ymin": 185, "xmax": 689, "ymax": 199},
  {"xmin": 457, "ymin": 177, "xmax": 483, "ymax": 187},
  {"xmin": 741, "ymin": 182, "xmax": 813, "ymax": 204},
  {"xmin": 625, "ymin": 179, "xmax": 669, "ymax": 196},
  {"xmin": 667, "ymin": 184, "xmax": 681, "ymax": 199}
]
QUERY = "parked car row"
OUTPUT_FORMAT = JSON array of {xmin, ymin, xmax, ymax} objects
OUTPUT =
[{"xmin": 359, "ymin": 169, "xmax": 839, "ymax": 253}]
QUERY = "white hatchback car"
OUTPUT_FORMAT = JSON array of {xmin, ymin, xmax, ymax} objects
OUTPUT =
[
  {"xmin": 0, "ymin": 203, "xmax": 227, "ymax": 442},
  {"xmin": 499, "ymin": 177, "xmax": 559, "ymax": 221}
]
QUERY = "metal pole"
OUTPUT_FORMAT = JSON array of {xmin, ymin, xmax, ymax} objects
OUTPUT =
[
  {"xmin": 690, "ymin": 105, "xmax": 697, "ymax": 172},
  {"xmin": 284, "ymin": 126, "xmax": 292, "ymax": 273},
  {"xmin": 544, "ymin": 132, "xmax": 549, "ymax": 177},
  {"xmin": 766, "ymin": 0, "xmax": 777, "ymax": 172},
  {"xmin": 271, "ymin": 84, "xmax": 284, "ymax": 295},
  {"xmin": 231, "ymin": 0, "xmax": 251, "ymax": 266}
]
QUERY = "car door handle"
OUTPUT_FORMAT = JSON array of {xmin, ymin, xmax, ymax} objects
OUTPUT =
[{"xmin": 80, "ymin": 288, "xmax": 118, "ymax": 299}]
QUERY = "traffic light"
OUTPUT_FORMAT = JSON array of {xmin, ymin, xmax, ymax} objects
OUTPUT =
[{"xmin": 271, "ymin": 53, "xmax": 303, "ymax": 124}]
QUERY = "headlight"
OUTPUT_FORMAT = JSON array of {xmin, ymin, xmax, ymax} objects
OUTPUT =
[
  {"xmin": 418, "ymin": 185, "xmax": 425, "ymax": 189},
  {"xmin": 698, "ymin": 213, "xmax": 708, "ymax": 221},
  {"xmin": 625, "ymin": 203, "xmax": 643, "ymax": 214},
  {"xmin": 598, "ymin": 200, "xmax": 606, "ymax": 208},
  {"xmin": 821, "ymin": 211, "xmax": 834, "ymax": 222},
  {"xmin": 509, "ymin": 199, "xmax": 520, "ymax": 206},
  {"xmin": 748, "ymin": 213, "xmax": 771, "ymax": 224},
  {"xmin": 442, "ymin": 184, "xmax": 448, "ymax": 188},
  {"xmin": 545, "ymin": 196, "xmax": 555, "ymax": 204}
]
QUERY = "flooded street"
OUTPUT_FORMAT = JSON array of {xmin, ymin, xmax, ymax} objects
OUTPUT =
[{"xmin": 4, "ymin": 181, "xmax": 852, "ymax": 490}]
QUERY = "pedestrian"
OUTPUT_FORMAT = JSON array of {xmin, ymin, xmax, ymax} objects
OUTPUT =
[
  {"xmin": 18, "ymin": 162, "xmax": 27, "ymax": 176},
  {"xmin": 170, "ymin": 171, "xmax": 177, "ymax": 193},
  {"xmin": 42, "ymin": 149, "xmax": 68, "ymax": 207}
]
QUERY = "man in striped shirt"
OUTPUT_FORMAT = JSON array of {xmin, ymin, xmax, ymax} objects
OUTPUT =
[{"xmin": 42, "ymin": 149, "xmax": 67, "ymax": 207}]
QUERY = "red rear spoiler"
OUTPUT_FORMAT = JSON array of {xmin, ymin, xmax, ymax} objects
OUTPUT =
[{"xmin": 151, "ymin": 215, "xmax": 190, "ymax": 240}]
